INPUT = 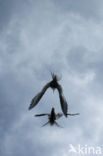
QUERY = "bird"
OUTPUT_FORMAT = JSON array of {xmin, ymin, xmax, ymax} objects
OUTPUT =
[
  {"xmin": 29, "ymin": 73, "xmax": 68, "ymax": 117},
  {"xmin": 35, "ymin": 107, "xmax": 80, "ymax": 127}
]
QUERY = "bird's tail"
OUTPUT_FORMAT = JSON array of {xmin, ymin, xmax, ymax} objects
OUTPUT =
[
  {"xmin": 41, "ymin": 121, "xmax": 50, "ymax": 127},
  {"xmin": 41, "ymin": 121, "xmax": 63, "ymax": 128},
  {"xmin": 54, "ymin": 121, "xmax": 63, "ymax": 128}
]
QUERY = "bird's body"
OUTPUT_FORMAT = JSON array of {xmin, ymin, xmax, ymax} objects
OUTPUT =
[
  {"xmin": 35, "ymin": 107, "xmax": 62, "ymax": 127},
  {"xmin": 35, "ymin": 107, "xmax": 80, "ymax": 127},
  {"xmin": 49, "ymin": 74, "xmax": 59, "ymax": 90},
  {"xmin": 29, "ymin": 73, "xmax": 68, "ymax": 117},
  {"xmin": 49, "ymin": 107, "xmax": 56, "ymax": 125}
]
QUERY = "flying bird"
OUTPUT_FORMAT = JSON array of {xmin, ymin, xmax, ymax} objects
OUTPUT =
[
  {"xmin": 29, "ymin": 73, "xmax": 68, "ymax": 117},
  {"xmin": 35, "ymin": 107, "xmax": 79, "ymax": 127}
]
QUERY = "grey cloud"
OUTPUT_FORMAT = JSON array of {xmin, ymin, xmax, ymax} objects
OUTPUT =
[
  {"xmin": 0, "ymin": 0, "xmax": 103, "ymax": 156},
  {"xmin": 67, "ymin": 46, "xmax": 90, "ymax": 73},
  {"xmin": 53, "ymin": 0, "xmax": 103, "ymax": 20}
]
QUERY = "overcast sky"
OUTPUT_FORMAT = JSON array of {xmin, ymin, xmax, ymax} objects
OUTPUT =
[{"xmin": 0, "ymin": 0, "xmax": 103, "ymax": 156}]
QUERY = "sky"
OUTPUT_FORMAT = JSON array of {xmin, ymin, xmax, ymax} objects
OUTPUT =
[{"xmin": 0, "ymin": 0, "xmax": 103, "ymax": 156}]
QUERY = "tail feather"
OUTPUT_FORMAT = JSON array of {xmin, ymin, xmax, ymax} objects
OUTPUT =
[
  {"xmin": 54, "ymin": 121, "xmax": 63, "ymax": 128},
  {"xmin": 41, "ymin": 121, "xmax": 50, "ymax": 127}
]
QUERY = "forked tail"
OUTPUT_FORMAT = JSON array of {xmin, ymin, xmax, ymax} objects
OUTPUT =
[
  {"xmin": 41, "ymin": 121, "xmax": 50, "ymax": 127},
  {"xmin": 41, "ymin": 121, "xmax": 63, "ymax": 128}
]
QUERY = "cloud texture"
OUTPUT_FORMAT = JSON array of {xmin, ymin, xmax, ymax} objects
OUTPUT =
[{"xmin": 0, "ymin": 0, "xmax": 103, "ymax": 156}]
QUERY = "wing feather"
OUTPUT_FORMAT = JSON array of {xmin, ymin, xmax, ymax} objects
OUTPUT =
[
  {"xmin": 29, "ymin": 82, "xmax": 50, "ymax": 110},
  {"xmin": 67, "ymin": 113, "xmax": 80, "ymax": 116},
  {"xmin": 57, "ymin": 84, "xmax": 68, "ymax": 117},
  {"xmin": 35, "ymin": 114, "xmax": 49, "ymax": 117}
]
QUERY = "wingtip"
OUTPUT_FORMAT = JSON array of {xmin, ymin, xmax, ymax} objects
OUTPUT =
[
  {"xmin": 65, "ymin": 114, "xmax": 68, "ymax": 118},
  {"xmin": 63, "ymin": 112, "xmax": 68, "ymax": 117},
  {"xmin": 28, "ymin": 106, "xmax": 31, "ymax": 110},
  {"xmin": 28, "ymin": 103, "xmax": 34, "ymax": 110}
]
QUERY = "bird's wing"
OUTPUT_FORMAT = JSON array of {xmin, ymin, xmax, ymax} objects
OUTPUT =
[
  {"xmin": 67, "ymin": 113, "xmax": 80, "ymax": 116},
  {"xmin": 35, "ymin": 113, "xmax": 49, "ymax": 117},
  {"xmin": 57, "ymin": 84, "xmax": 68, "ymax": 117},
  {"xmin": 56, "ymin": 113, "xmax": 63, "ymax": 120},
  {"xmin": 41, "ymin": 121, "xmax": 50, "ymax": 127},
  {"xmin": 54, "ymin": 121, "xmax": 63, "ymax": 128},
  {"xmin": 29, "ymin": 82, "xmax": 50, "ymax": 110}
]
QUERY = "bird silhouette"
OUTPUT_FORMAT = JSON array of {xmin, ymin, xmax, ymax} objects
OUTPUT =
[
  {"xmin": 29, "ymin": 73, "xmax": 68, "ymax": 117},
  {"xmin": 35, "ymin": 107, "xmax": 79, "ymax": 127}
]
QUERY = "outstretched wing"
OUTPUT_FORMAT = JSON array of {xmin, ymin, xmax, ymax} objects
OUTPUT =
[
  {"xmin": 56, "ymin": 113, "xmax": 63, "ymax": 120},
  {"xmin": 29, "ymin": 82, "xmax": 50, "ymax": 110},
  {"xmin": 35, "ymin": 113, "xmax": 49, "ymax": 117},
  {"xmin": 67, "ymin": 113, "xmax": 80, "ymax": 116},
  {"xmin": 57, "ymin": 84, "xmax": 68, "ymax": 117}
]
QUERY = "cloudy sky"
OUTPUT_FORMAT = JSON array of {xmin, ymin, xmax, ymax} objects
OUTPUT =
[{"xmin": 0, "ymin": 0, "xmax": 103, "ymax": 156}]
